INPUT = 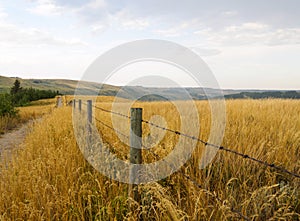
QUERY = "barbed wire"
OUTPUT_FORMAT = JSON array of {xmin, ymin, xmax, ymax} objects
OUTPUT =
[
  {"xmin": 85, "ymin": 123, "xmax": 250, "ymax": 220},
  {"xmin": 141, "ymin": 119, "xmax": 300, "ymax": 179},
  {"xmin": 93, "ymin": 105, "xmax": 131, "ymax": 119},
  {"xmin": 77, "ymin": 101, "xmax": 300, "ymax": 179},
  {"xmin": 90, "ymin": 119, "xmax": 249, "ymax": 219},
  {"xmin": 81, "ymin": 102, "xmax": 250, "ymax": 220},
  {"xmin": 74, "ymin": 100, "xmax": 298, "ymax": 219},
  {"xmin": 94, "ymin": 117, "xmax": 129, "ymax": 139},
  {"xmin": 75, "ymin": 101, "xmax": 130, "ymax": 119},
  {"xmin": 141, "ymin": 142, "xmax": 250, "ymax": 220}
]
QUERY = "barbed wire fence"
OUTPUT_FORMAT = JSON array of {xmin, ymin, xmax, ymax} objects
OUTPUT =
[{"xmin": 74, "ymin": 99, "xmax": 300, "ymax": 220}]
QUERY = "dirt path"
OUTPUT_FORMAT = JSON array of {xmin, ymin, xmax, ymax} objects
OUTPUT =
[
  {"xmin": 0, "ymin": 120, "xmax": 34, "ymax": 162},
  {"xmin": 0, "ymin": 97, "xmax": 63, "ymax": 163}
]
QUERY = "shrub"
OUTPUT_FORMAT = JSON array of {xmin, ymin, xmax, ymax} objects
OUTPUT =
[{"xmin": 0, "ymin": 93, "xmax": 18, "ymax": 117}]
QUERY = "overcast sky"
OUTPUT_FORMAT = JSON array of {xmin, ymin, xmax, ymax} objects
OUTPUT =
[{"xmin": 0, "ymin": 0, "xmax": 299, "ymax": 89}]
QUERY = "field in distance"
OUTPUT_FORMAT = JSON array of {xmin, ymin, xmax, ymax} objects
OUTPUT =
[
  {"xmin": 2, "ymin": 75, "xmax": 299, "ymax": 100},
  {"xmin": 0, "ymin": 97, "xmax": 299, "ymax": 220}
]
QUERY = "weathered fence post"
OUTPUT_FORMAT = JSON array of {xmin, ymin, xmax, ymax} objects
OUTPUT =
[
  {"xmin": 73, "ymin": 99, "xmax": 76, "ymax": 109},
  {"xmin": 87, "ymin": 100, "xmax": 92, "ymax": 135},
  {"xmin": 78, "ymin": 99, "xmax": 82, "ymax": 112},
  {"xmin": 129, "ymin": 108, "xmax": 142, "ymax": 207}
]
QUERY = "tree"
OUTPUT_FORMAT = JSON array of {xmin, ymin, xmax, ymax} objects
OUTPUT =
[
  {"xmin": 9, "ymin": 80, "xmax": 60, "ymax": 106},
  {"xmin": 10, "ymin": 79, "xmax": 22, "ymax": 95},
  {"xmin": 0, "ymin": 94, "xmax": 17, "ymax": 117}
]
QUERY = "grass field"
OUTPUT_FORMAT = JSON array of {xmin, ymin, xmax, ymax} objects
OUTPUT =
[
  {"xmin": 0, "ymin": 98, "xmax": 299, "ymax": 220},
  {"xmin": 0, "ymin": 98, "xmax": 56, "ymax": 135}
]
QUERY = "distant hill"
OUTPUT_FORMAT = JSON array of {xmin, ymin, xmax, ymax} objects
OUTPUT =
[
  {"xmin": 224, "ymin": 91, "xmax": 300, "ymax": 99},
  {"xmin": 0, "ymin": 75, "xmax": 299, "ymax": 100},
  {"xmin": 0, "ymin": 76, "xmax": 119, "ymax": 95}
]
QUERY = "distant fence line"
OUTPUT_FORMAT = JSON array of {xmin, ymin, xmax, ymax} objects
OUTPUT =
[{"xmin": 73, "ymin": 99, "xmax": 300, "ymax": 221}]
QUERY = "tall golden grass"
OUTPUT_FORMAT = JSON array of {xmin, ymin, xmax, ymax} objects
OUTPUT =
[
  {"xmin": 0, "ymin": 99, "xmax": 299, "ymax": 220},
  {"xmin": 0, "ymin": 98, "xmax": 56, "ymax": 134}
]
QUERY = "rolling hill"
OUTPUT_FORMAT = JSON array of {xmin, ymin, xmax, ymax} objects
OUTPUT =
[
  {"xmin": 0, "ymin": 76, "xmax": 119, "ymax": 95},
  {"xmin": 1, "ymin": 75, "xmax": 298, "ymax": 100}
]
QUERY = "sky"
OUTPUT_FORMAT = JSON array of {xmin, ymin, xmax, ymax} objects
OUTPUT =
[{"xmin": 0, "ymin": 0, "xmax": 299, "ymax": 89}]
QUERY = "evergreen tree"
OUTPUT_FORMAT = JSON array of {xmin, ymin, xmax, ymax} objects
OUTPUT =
[
  {"xmin": 10, "ymin": 79, "xmax": 22, "ymax": 95},
  {"xmin": 9, "ymin": 80, "xmax": 59, "ymax": 106},
  {"xmin": 0, "ymin": 94, "xmax": 17, "ymax": 116}
]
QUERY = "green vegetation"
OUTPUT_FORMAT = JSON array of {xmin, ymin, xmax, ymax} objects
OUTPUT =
[
  {"xmin": 0, "ymin": 93, "xmax": 17, "ymax": 117},
  {"xmin": 0, "ymin": 75, "xmax": 125, "ymax": 95},
  {"xmin": 0, "ymin": 99, "xmax": 55, "ymax": 134},
  {"xmin": 1, "ymin": 75, "xmax": 299, "ymax": 101},
  {"xmin": 9, "ymin": 79, "xmax": 60, "ymax": 107},
  {"xmin": 225, "ymin": 90, "xmax": 300, "ymax": 99},
  {"xmin": 0, "ymin": 80, "xmax": 59, "ymax": 133}
]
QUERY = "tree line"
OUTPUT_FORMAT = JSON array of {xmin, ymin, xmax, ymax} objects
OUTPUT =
[
  {"xmin": 224, "ymin": 91, "xmax": 300, "ymax": 99},
  {"xmin": 0, "ymin": 80, "xmax": 60, "ymax": 117}
]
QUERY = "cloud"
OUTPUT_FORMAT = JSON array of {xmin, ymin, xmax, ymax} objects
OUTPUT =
[
  {"xmin": 27, "ymin": 0, "xmax": 64, "ymax": 16},
  {"xmin": 27, "ymin": 0, "xmax": 107, "ymax": 19},
  {"xmin": 25, "ymin": 0, "xmax": 300, "ymax": 42},
  {"xmin": 155, "ymin": 28, "xmax": 183, "ymax": 37},
  {"xmin": 0, "ymin": 2, "xmax": 88, "ymax": 47},
  {"xmin": 225, "ymin": 22, "xmax": 269, "ymax": 32},
  {"xmin": 90, "ymin": 24, "xmax": 107, "ymax": 34},
  {"xmin": 68, "ymin": 0, "xmax": 110, "ymax": 24},
  {"xmin": 27, "ymin": 0, "xmax": 300, "ymax": 33},
  {"xmin": 154, "ymin": 23, "xmax": 189, "ymax": 37},
  {"xmin": 74, "ymin": 3, "xmax": 152, "ymax": 31},
  {"xmin": 53, "ymin": 0, "xmax": 95, "ymax": 8},
  {"xmin": 112, "ymin": 9, "xmax": 150, "ymax": 30},
  {"xmin": 71, "ymin": 2, "xmax": 152, "ymax": 32},
  {"xmin": 119, "ymin": 17, "xmax": 149, "ymax": 30},
  {"xmin": 0, "ymin": 22, "xmax": 87, "ymax": 47},
  {"xmin": 221, "ymin": 10, "xmax": 238, "ymax": 17},
  {"xmin": 154, "ymin": 19, "xmax": 202, "ymax": 37},
  {"xmin": 69, "ymin": 0, "xmax": 298, "ymax": 37},
  {"xmin": 27, "ymin": 0, "xmax": 112, "ymax": 35},
  {"xmin": 190, "ymin": 47, "xmax": 221, "ymax": 56},
  {"xmin": 267, "ymin": 28, "xmax": 300, "ymax": 45},
  {"xmin": 195, "ymin": 22, "xmax": 300, "ymax": 46},
  {"xmin": 85, "ymin": 0, "xmax": 107, "ymax": 9},
  {"xmin": 0, "ymin": 4, "xmax": 8, "ymax": 19}
]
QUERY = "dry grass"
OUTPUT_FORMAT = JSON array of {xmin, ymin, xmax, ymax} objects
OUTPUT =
[
  {"xmin": 0, "ymin": 98, "xmax": 299, "ymax": 220},
  {"xmin": 0, "ymin": 98, "xmax": 56, "ymax": 135}
]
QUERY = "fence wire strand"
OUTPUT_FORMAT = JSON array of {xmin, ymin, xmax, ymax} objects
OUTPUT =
[
  {"xmin": 93, "ymin": 104, "xmax": 131, "ymax": 119},
  {"xmin": 141, "ymin": 142, "xmax": 250, "ymax": 220},
  {"xmin": 77, "ymin": 101, "xmax": 300, "ymax": 179},
  {"xmin": 75, "ymin": 100, "xmax": 299, "ymax": 220},
  {"xmin": 141, "ymin": 119, "xmax": 300, "ymax": 179},
  {"xmin": 94, "ymin": 117, "xmax": 250, "ymax": 220},
  {"xmin": 94, "ymin": 117, "xmax": 129, "ymax": 140}
]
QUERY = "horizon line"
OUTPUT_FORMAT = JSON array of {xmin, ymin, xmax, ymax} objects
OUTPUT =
[{"xmin": 1, "ymin": 74, "xmax": 299, "ymax": 91}]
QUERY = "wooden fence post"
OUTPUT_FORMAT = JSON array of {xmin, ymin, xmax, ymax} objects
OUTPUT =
[
  {"xmin": 87, "ymin": 100, "xmax": 92, "ymax": 135},
  {"xmin": 78, "ymin": 99, "xmax": 82, "ymax": 112},
  {"xmin": 73, "ymin": 99, "xmax": 76, "ymax": 109},
  {"xmin": 129, "ymin": 108, "xmax": 142, "ymax": 205}
]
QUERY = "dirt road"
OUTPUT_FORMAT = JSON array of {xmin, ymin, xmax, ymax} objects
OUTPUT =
[
  {"xmin": 0, "ymin": 98, "xmax": 62, "ymax": 162},
  {"xmin": 0, "ymin": 120, "xmax": 34, "ymax": 162}
]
